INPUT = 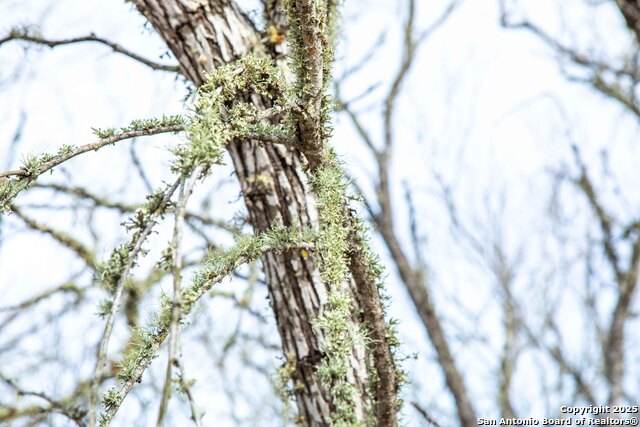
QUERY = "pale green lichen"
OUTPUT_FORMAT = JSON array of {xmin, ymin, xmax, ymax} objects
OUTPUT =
[
  {"xmin": 0, "ymin": 179, "xmax": 28, "ymax": 213},
  {"xmin": 309, "ymin": 154, "xmax": 368, "ymax": 426},
  {"xmin": 284, "ymin": 0, "xmax": 335, "ymax": 92},
  {"xmin": 312, "ymin": 160, "xmax": 350, "ymax": 281},
  {"xmin": 91, "ymin": 115, "xmax": 185, "ymax": 139},
  {"xmin": 274, "ymin": 352, "xmax": 298, "ymax": 423},
  {"xmin": 0, "ymin": 144, "xmax": 76, "ymax": 212},
  {"xmin": 310, "ymin": 155, "xmax": 404, "ymax": 425},
  {"xmin": 282, "ymin": 0, "xmax": 377, "ymax": 421},
  {"xmin": 98, "ymin": 226, "xmax": 314, "ymax": 425},
  {"xmin": 350, "ymin": 214, "xmax": 407, "ymax": 415},
  {"xmin": 100, "ymin": 387, "xmax": 122, "ymax": 412},
  {"xmin": 283, "ymin": 0, "xmax": 337, "ymax": 144},
  {"xmin": 96, "ymin": 56, "xmax": 307, "ymax": 424},
  {"xmin": 8, "ymin": 24, "xmax": 43, "ymax": 40},
  {"xmin": 0, "ymin": 116, "xmax": 185, "ymax": 214},
  {"xmin": 97, "ymin": 187, "xmax": 168, "ymax": 294},
  {"xmin": 314, "ymin": 289, "xmax": 365, "ymax": 427},
  {"xmin": 96, "ymin": 299, "xmax": 114, "ymax": 319},
  {"xmin": 116, "ymin": 301, "xmax": 172, "ymax": 383},
  {"xmin": 98, "ymin": 244, "xmax": 130, "ymax": 294},
  {"xmin": 173, "ymin": 55, "xmax": 294, "ymax": 175}
]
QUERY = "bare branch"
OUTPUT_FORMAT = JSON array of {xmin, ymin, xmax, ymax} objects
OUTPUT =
[
  {"xmin": 0, "ymin": 375, "xmax": 87, "ymax": 427},
  {"xmin": 0, "ymin": 282, "xmax": 83, "ymax": 313},
  {"xmin": 340, "ymin": 102, "xmax": 379, "ymax": 153},
  {"xmin": 0, "ymin": 28, "xmax": 181, "ymax": 73},
  {"xmin": 411, "ymin": 401, "xmax": 443, "ymax": 427},
  {"xmin": 499, "ymin": 2, "xmax": 640, "ymax": 406},
  {"xmin": 339, "ymin": 32, "xmax": 387, "ymax": 81},
  {"xmin": 382, "ymin": 0, "xmax": 460, "ymax": 151},
  {"xmin": 416, "ymin": 0, "xmax": 463, "ymax": 43},
  {"xmin": 499, "ymin": 4, "xmax": 640, "ymax": 119},
  {"xmin": 341, "ymin": 1, "xmax": 475, "ymax": 424},
  {"xmin": 10, "ymin": 205, "xmax": 97, "ymax": 269},
  {"xmin": 383, "ymin": 0, "xmax": 418, "ymax": 152},
  {"xmin": 129, "ymin": 140, "xmax": 154, "ymax": 194},
  {"xmin": 588, "ymin": 74, "xmax": 640, "ymax": 119},
  {"xmin": 32, "ymin": 183, "xmax": 137, "ymax": 212},
  {"xmin": 571, "ymin": 145, "xmax": 623, "ymax": 283},
  {"xmin": 32, "ymin": 182, "xmax": 239, "ymax": 234},
  {"xmin": 403, "ymin": 182, "xmax": 426, "ymax": 269}
]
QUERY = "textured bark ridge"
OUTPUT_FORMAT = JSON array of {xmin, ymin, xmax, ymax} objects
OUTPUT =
[
  {"xmin": 615, "ymin": 0, "xmax": 640, "ymax": 40},
  {"xmin": 132, "ymin": 1, "xmax": 382, "ymax": 424}
]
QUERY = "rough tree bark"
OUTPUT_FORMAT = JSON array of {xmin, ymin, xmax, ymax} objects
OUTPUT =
[
  {"xmin": 615, "ymin": 0, "xmax": 640, "ymax": 39},
  {"xmin": 130, "ymin": 1, "xmax": 397, "ymax": 425}
]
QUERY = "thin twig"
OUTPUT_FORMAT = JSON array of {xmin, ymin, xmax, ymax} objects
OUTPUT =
[
  {"xmin": 0, "ymin": 30, "xmax": 181, "ymax": 73},
  {"xmin": 174, "ymin": 358, "xmax": 203, "ymax": 427},
  {"xmin": 32, "ymin": 182, "xmax": 239, "ymax": 233},
  {"xmin": 10, "ymin": 205, "xmax": 98, "ymax": 269},
  {"xmin": 411, "ymin": 401, "xmax": 442, "ymax": 427},
  {"xmin": 129, "ymin": 140, "xmax": 154, "ymax": 193},
  {"xmin": 0, "ymin": 282, "xmax": 83, "ymax": 313},
  {"xmin": 384, "ymin": 0, "xmax": 419, "ymax": 151},
  {"xmin": 416, "ymin": 0, "xmax": 462, "ymax": 44},
  {"xmin": 571, "ymin": 145, "xmax": 622, "ymax": 283},
  {"xmin": 1, "ymin": 375, "xmax": 87, "ymax": 427},
  {"xmin": 498, "ymin": 3, "xmax": 640, "ymax": 119},
  {"xmin": 157, "ymin": 165, "xmax": 204, "ymax": 426},
  {"xmin": 89, "ymin": 178, "xmax": 182, "ymax": 427}
]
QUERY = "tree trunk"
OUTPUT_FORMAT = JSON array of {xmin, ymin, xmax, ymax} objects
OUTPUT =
[
  {"xmin": 131, "ymin": 1, "xmax": 382, "ymax": 424},
  {"xmin": 615, "ymin": 0, "xmax": 640, "ymax": 40}
]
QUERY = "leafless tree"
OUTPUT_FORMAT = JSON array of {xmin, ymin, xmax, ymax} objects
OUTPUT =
[{"xmin": 0, "ymin": 1, "xmax": 401, "ymax": 426}]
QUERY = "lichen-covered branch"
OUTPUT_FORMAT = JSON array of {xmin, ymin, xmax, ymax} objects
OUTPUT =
[
  {"xmin": 102, "ymin": 2, "xmax": 405, "ymax": 425},
  {"xmin": 98, "ymin": 229, "xmax": 315, "ymax": 426},
  {"xmin": 308, "ymin": 158, "xmax": 369, "ymax": 426},
  {"xmin": 0, "ymin": 117, "xmax": 186, "ymax": 212},
  {"xmin": 285, "ymin": 0, "xmax": 337, "ymax": 168},
  {"xmin": 89, "ymin": 178, "xmax": 183, "ymax": 427},
  {"xmin": 347, "ymin": 216, "xmax": 401, "ymax": 427},
  {"xmin": 157, "ymin": 166, "xmax": 203, "ymax": 427}
]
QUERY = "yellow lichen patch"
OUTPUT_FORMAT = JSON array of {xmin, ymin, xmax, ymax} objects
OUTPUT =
[{"xmin": 267, "ymin": 25, "xmax": 286, "ymax": 45}]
